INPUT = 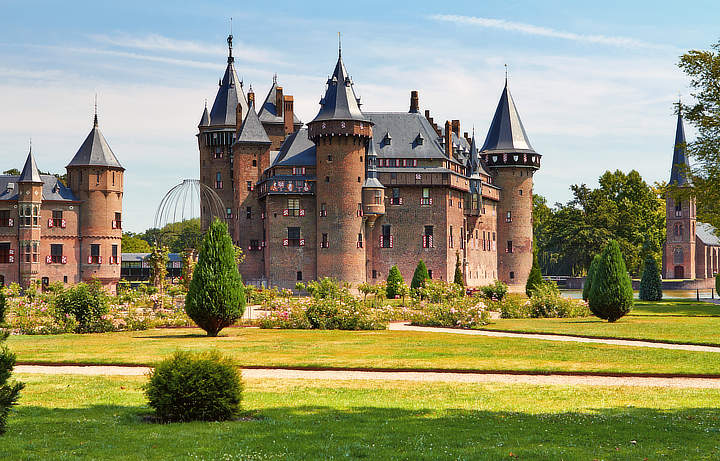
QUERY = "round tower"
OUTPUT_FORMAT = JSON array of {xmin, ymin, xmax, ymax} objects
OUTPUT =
[
  {"xmin": 308, "ymin": 49, "xmax": 373, "ymax": 285},
  {"xmin": 481, "ymin": 80, "xmax": 541, "ymax": 290},
  {"xmin": 66, "ymin": 112, "xmax": 124, "ymax": 290}
]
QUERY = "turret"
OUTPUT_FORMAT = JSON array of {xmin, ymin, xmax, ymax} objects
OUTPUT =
[
  {"xmin": 66, "ymin": 110, "xmax": 124, "ymax": 289},
  {"xmin": 481, "ymin": 79, "xmax": 540, "ymax": 290},
  {"xmin": 362, "ymin": 138, "xmax": 384, "ymax": 226},
  {"xmin": 308, "ymin": 47, "xmax": 373, "ymax": 285},
  {"xmin": 17, "ymin": 148, "xmax": 44, "ymax": 287}
]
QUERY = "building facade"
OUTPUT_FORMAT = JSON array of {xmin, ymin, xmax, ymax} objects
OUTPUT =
[
  {"xmin": 663, "ymin": 109, "xmax": 720, "ymax": 280},
  {"xmin": 199, "ymin": 37, "xmax": 541, "ymax": 290},
  {"xmin": 0, "ymin": 113, "xmax": 124, "ymax": 290}
]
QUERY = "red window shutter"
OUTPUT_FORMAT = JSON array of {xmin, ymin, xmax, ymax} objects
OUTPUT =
[
  {"xmin": 61, "ymin": 255, "xmax": 67, "ymax": 264},
  {"xmin": 299, "ymin": 209, "xmax": 305, "ymax": 216},
  {"xmin": 48, "ymin": 218, "xmax": 54, "ymax": 228},
  {"xmin": 8, "ymin": 218, "xmax": 13, "ymax": 227},
  {"xmin": 399, "ymin": 197, "xmax": 403, "ymax": 205},
  {"xmin": 379, "ymin": 236, "xmax": 384, "ymax": 247},
  {"xmin": 283, "ymin": 239, "xmax": 289, "ymax": 246},
  {"xmin": 261, "ymin": 241, "xmax": 266, "ymax": 247},
  {"xmin": 46, "ymin": 255, "xmax": 52, "ymax": 264},
  {"xmin": 112, "ymin": 220, "xmax": 117, "ymax": 229},
  {"xmin": 422, "ymin": 235, "xmax": 427, "ymax": 248},
  {"xmin": 283, "ymin": 209, "xmax": 289, "ymax": 216},
  {"xmin": 299, "ymin": 239, "xmax": 305, "ymax": 247},
  {"xmin": 88, "ymin": 255, "xmax": 92, "ymax": 264},
  {"xmin": 429, "ymin": 235, "xmax": 433, "ymax": 248},
  {"xmin": 8, "ymin": 249, "xmax": 13, "ymax": 256},
  {"xmin": 99, "ymin": 256, "xmax": 103, "ymax": 264},
  {"xmin": 261, "ymin": 212, "xmax": 265, "ymax": 220},
  {"xmin": 8, "ymin": 256, "xmax": 13, "ymax": 263},
  {"xmin": 61, "ymin": 219, "xmax": 66, "ymax": 228},
  {"xmin": 389, "ymin": 235, "xmax": 394, "ymax": 248}
]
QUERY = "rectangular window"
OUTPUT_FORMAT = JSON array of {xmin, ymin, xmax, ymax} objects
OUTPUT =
[
  {"xmin": 287, "ymin": 227, "xmax": 301, "ymax": 246},
  {"xmin": 297, "ymin": 271, "xmax": 303, "ymax": 281},
  {"xmin": 423, "ymin": 225, "xmax": 434, "ymax": 248},
  {"xmin": 90, "ymin": 244, "xmax": 101, "ymax": 264},
  {"xmin": 247, "ymin": 181, "xmax": 253, "ymax": 191},
  {"xmin": 357, "ymin": 232, "xmax": 363, "ymax": 248},
  {"xmin": 675, "ymin": 201, "xmax": 682, "ymax": 217},
  {"xmin": 50, "ymin": 244, "xmax": 63, "ymax": 263},
  {"xmin": 449, "ymin": 191, "xmax": 453, "ymax": 207},
  {"xmin": 506, "ymin": 211, "xmax": 512, "ymax": 223},
  {"xmin": 0, "ymin": 243, "xmax": 10, "ymax": 263},
  {"xmin": 286, "ymin": 198, "xmax": 302, "ymax": 217},
  {"xmin": 421, "ymin": 188, "xmax": 431, "ymax": 205},
  {"xmin": 320, "ymin": 203, "xmax": 327, "ymax": 217},
  {"xmin": 357, "ymin": 202, "xmax": 363, "ymax": 217},
  {"xmin": 226, "ymin": 208, "xmax": 232, "ymax": 219},
  {"xmin": 292, "ymin": 167, "xmax": 306, "ymax": 175},
  {"xmin": 321, "ymin": 233, "xmax": 329, "ymax": 248},
  {"xmin": 246, "ymin": 207, "xmax": 252, "ymax": 219},
  {"xmin": 214, "ymin": 147, "xmax": 223, "ymax": 159},
  {"xmin": 215, "ymin": 172, "xmax": 223, "ymax": 189},
  {"xmin": 372, "ymin": 269, "xmax": 377, "ymax": 279},
  {"xmin": 428, "ymin": 269, "xmax": 433, "ymax": 279},
  {"xmin": 449, "ymin": 225, "xmax": 454, "ymax": 248},
  {"xmin": 249, "ymin": 240, "xmax": 260, "ymax": 250},
  {"xmin": 32, "ymin": 242, "xmax": 38, "ymax": 262},
  {"xmin": 391, "ymin": 188, "xmax": 402, "ymax": 205},
  {"xmin": 113, "ymin": 212, "xmax": 121, "ymax": 229},
  {"xmin": 381, "ymin": 224, "xmax": 392, "ymax": 248},
  {"xmin": 507, "ymin": 240, "xmax": 513, "ymax": 253},
  {"xmin": 0, "ymin": 210, "xmax": 9, "ymax": 227},
  {"xmin": 112, "ymin": 244, "xmax": 118, "ymax": 262}
]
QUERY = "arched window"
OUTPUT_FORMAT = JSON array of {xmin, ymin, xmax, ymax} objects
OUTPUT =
[
  {"xmin": 673, "ymin": 247, "xmax": 684, "ymax": 264},
  {"xmin": 674, "ymin": 223, "xmax": 683, "ymax": 240}
]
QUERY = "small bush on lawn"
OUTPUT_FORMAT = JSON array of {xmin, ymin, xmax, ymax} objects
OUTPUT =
[
  {"xmin": 386, "ymin": 265, "xmax": 404, "ymax": 299},
  {"xmin": 453, "ymin": 252, "xmax": 464, "ymax": 288},
  {"xmin": 588, "ymin": 240, "xmax": 633, "ymax": 322},
  {"xmin": 479, "ymin": 280, "xmax": 508, "ymax": 301},
  {"xmin": 525, "ymin": 252, "xmax": 544, "ymax": 296},
  {"xmin": 411, "ymin": 280, "xmax": 465, "ymax": 303},
  {"xmin": 0, "ymin": 326, "xmax": 24, "ymax": 434},
  {"xmin": 528, "ymin": 283, "xmax": 591, "ymax": 318},
  {"xmin": 411, "ymin": 260, "xmax": 430, "ymax": 290},
  {"xmin": 639, "ymin": 256, "xmax": 663, "ymax": 301},
  {"xmin": 145, "ymin": 350, "xmax": 242, "ymax": 422},
  {"xmin": 410, "ymin": 296, "xmax": 489, "ymax": 328},
  {"xmin": 495, "ymin": 295, "xmax": 533, "ymax": 319},
  {"xmin": 54, "ymin": 281, "xmax": 110, "ymax": 332}
]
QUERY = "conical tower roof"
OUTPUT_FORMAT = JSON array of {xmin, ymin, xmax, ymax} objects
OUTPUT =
[
  {"xmin": 670, "ymin": 108, "xmax": 691, "ymax": 186},
  {"xmin": 311, "ymin": 50, "xmax": 369, "ymax": 123},
  {"xmin": 468, "ymin": 133, "xmax": 490, "ymax": 177},
  {"xmin": 258, "ymin": 76, "xmax": 302, "ymax": 125},
  {"xmin": 480, "ymin": 80, "xmax": 536, "ymax": 154},
  {"xmin": 67, "ymin": 113, "xmax": 123, "ymax": 169},
  {"xmin": 19, "ymin": 147, "xmax": 42, "ymax": 183},
  {"xmin": 235, "ymin": 102, "xmax": 271, "ymax": 145},
  {"xmin": 209, "ymin": 34, "xmax": 249, "ymax": 127},
  {"xmin": 363, "ymin": 138, "xmax": 383, "ymax": 189},
  {"xmin": 199, "ymin": 103, "xmax": 210, "ymax": 127}
]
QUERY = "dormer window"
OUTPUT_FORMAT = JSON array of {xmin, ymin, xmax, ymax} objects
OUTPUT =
[
  {"xmin": 382, "ymin": 132, "xmax": 392, "ymax": 146},
  {"xmin": 415, "ymin": 133, "xmax": 424, "ymax": 146}
]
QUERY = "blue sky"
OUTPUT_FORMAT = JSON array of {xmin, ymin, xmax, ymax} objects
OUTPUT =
[{"xmin": 1, "ymin": 0, "xmax": 718, "ymax": 232}]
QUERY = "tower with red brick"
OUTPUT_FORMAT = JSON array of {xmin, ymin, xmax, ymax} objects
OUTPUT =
[{"xmin": 17, "ymin": 149, "xmax": 44, "ymax": 286}]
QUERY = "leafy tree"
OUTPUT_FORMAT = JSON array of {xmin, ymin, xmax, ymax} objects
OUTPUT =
[
  {"xmin": 2, "ymin": 169, "xmax": 20, "ymax": 175},
  {"xmin": 588, "ymin": 240, "xmax": 633, "ymax": 322},
  {"xmin": 180, "ymin": 249, "xmax": 196, "ymax": 291},
  {"xmin": 411, "ymin": 260, "xmax": 429, "ymax": 290},
  {"xmin": 525, "ymin": 251, "xmax": 544, "ymax": 297},
  {"xmin": 185, "ymin": 219, "xmax": 245, "ymax": 336},
  {"xmin": 639, "ymin": 255, "xmax": 663, "ymax": 301},
  {"xmin": 582, "ymin": 254, "xmax": 600, "ymax": 301},
  {"xmin": 396, "ymin": 282, "xmax": 410, "ymax": 306},
  {"xmin": 148, "ymin": 245, "xmax": 169, "ymax": 306},
  {"xmin": 453, "ymin": 252, "xmax": 464, "ymax": 288},
  {"xmin": 386, "ymin": 266, "xmax": 403, "ymax": 299},
  {"xmin": 122, "ymin": 232, "xmax": 152, "ymax": 253}
]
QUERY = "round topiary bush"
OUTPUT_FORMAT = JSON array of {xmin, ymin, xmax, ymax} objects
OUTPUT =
[
  {"xmin": 639, "ymin": 255, "xmax": 663, "ymax": 301},
  {"xmin": 386, "ymin": 265, "xmax": 403, "ymax": 299},
  {"xmin": 145, "ymin": 350, "xmax": 243, "ymax": 422},
  {"xmin": 588, "ymin": 240, "xmax": 633, "ymax": 322},
  {"xmin": 582, "ymin": 254, "xmax": 600, "ymax": 302}
]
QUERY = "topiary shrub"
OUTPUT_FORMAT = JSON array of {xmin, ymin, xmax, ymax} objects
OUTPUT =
[
  {"xmin": 386, "ymin": 265, "xmax": 403, "ymax": 299},
  {"xmin": 588, "ymin": 240, "xmax": 633, "ymax": 322},
  {"xmin": 145, "ymin": 350, "xmax": 242, "ymax": 422},
  {"xmin": 525, "ymin": 252, "xmax": 544, "ymax": 297},
  {"xmin": 639, "ymin": 255, "xmax": 663, "ymax": 301},
  {"xmin": 479, "ymin": 280, "xmax": 508, "ymax": 301},
  {"xmin": 54, "ymin": 281, "xmax": 109, "ymax": 332},
  {"xmin": 185, "ymin": 219, "xmax": 245, "ymax": 336},
  {"xmin": 453, "ymin": 252, "xmax": 464, "ymax": 288},
  {"xmin": 411, "ymin": 260, "xmax": 429, "ymax": 290},
  {"xmin": 582, "ymin": 255, "xmax": 600, "ymax": 302},
  {"xmin": 0, "ymin": 329, "xmax": 24, "ymax": 434}
]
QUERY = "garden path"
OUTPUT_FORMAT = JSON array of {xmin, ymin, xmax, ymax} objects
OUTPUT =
[
  {"xmin": 14, "ymin": 365, "xmax": 720, "ymax": 389},
  {"xmin": 390, "ymin": 323, "xmax": 720, "ymax": 352}
]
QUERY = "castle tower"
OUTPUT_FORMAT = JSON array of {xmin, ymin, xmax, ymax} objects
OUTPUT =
[
  {"xmin": 66, "ymin": 110, "xmax": 124, "ymax": 289},
  {"xmin": 664, "ymin": 107, "xmax": 695, "ymax": 279},
  {"xmin": 481, "ymin": 79, "xmax": 541, "ymax": 290},
  {"xmin": 308, "ymin": 48, "xmax": 373, "ymax": 285},
  {"xmin": 198, "ymin": 34, "xmax": 249, "ymax": 237},
  {"xmin": 17, "ymin": 148, "xmax": 44, "ymax": 287}
]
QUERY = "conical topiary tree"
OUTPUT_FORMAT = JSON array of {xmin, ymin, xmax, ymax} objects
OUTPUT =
[
  {"xmin": 716, "ymin": 274, "xmax": 720, "ymax": 297},
  {"xmin": 582, "ymin": 254, "xmax": 601, "ymax": 301},
  {"xmin": 411, "ymin": 260, "xmax": 430, "ymax": 290},
  {"xmin": 525, "ymin": 251, "xmax": 543, "ymax": 297},
  {"xmin": 1, "ymin": 287, "xmax": 24, "ymax": 434},
  {"xmin": 386, "ymin": 265, "xmax": 404, "ymax": 299},
  {"xmin": 588, "ymin": 240, "xmax": 633, "ymax": 322},
  {"xmin": 185, "ymin": 219, "xmax": 246, "ymax": 336},
  {"xmin": 453, "ymin": 252, "xmax": 464, "ymax": 288},
  {"xmin": 639, "ymin": 255, "xmax": 663, "ymax": 301}
]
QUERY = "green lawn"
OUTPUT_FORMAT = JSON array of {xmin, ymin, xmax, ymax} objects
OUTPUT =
[
  {"xmin": 4, "ymin": 373, "xmax": 720, "ymax": 460},
  {"xmin": 8, "ymin": 326, "xmax": 720, "ymax": 376},
  {"xmin": 483, "ymin": 300, "xmax": 720, "ymax": 345}
]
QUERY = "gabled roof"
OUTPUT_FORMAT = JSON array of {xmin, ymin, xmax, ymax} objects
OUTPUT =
[
  {"xmin": 19, "ymin": 149, "xmax": 42, "ymax": 183},
  {"xmin": 670, "ymin": 109, "xmax": 691, "ymax": 186},
  {"xmin": 365, "ymin": 112, "xmax": 447, "ymax": 160},
  {"xmin": 696, "ymin": 222, "xmax": 720, "ymax": 247},
  {"xmin": 208, "ymin": 35, "xmax": 249, "ymax": 127},
  {"xmin": 468, "ymin": 134, "xmax": 490, "ymax": 177},
  {"xmin": 272, "ymin": 128, "xmax": 315, "ymax": 167},
  {"xmin": 67, "ymin": 115, "xmax": 123, "ymax": 169},
  {"xmin": 480, "ymin": 80, "xmax": 536, "ymax": 154},
  {"xmin": 363, "ymin": 137, "xmax": 384, "ymax": 189},
  {"xmin": 0, "ymin": 174, "xmax": 78, "ymax": 201},
  {"xmin": 311, "ymin": 52, "xmax": 369, "ymax": 123},
  {"xmin": 234, "ymin": 102, "xmax": 271, "ymax": 145},
  {"xmin": 258, "ymin": 79, "xmax": 302, "ymax": 125}
]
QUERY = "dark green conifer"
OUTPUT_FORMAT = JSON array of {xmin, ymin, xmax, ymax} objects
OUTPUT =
[
  {"xmin": 185, "ymin": 219, "xmax": 245, "ymax": 336},
  {"xmin": 411, "ymin": 260, "xmax": 430, "ymax": 290},
  {"xmin": 639, "ymin": 255, "xmax": 663, "ymax": 301},
  {"xmin": 588, "ymin": 240, "xmax": 633, "ymax": 322},
  {"xmin": 525, "ymin": 251, "xmax": 544, "ymax": 297},
  {"xmin": 453, "ymin": 252, "xmax": 464, "ymax": 288},
  {"xmin": 1, "ymin": 287, "xmax": 23, "ymax": 434},
  {"xmin": 582, "ymin": 255, "xmax": 600, "ymax": 301},
  {"xmin": 386, "ymin": 265, "xmax": 404, "ymax": 299}
]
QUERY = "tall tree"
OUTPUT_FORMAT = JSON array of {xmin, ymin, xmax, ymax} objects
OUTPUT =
[
  {"xmin": 588, "ymin": 240, "xmax": 634, "ymax": 322},
  {"xmin": 122, "ymin": 232, "xmax": 152, "ymax": 253}
]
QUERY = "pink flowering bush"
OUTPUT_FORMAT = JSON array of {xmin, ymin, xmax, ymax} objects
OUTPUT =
[{"xmin": 410, "ymin": 296, "xmax": 489, "ymax": 328}]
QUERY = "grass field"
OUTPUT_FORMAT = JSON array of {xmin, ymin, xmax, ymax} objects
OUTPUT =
[
  {"xmin": 483, "ymin": 300, "xmax": 720, "ymax": 345},
  {"xmin": 7, "ymin": 325, "xmax": 720, "ymax": 376},
  {"xmin": 4, "ymin": 373, "xmax": 720, "ymax": 460}
]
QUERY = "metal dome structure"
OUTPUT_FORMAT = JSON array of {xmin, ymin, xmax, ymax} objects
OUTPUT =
[{"xmin": 154, "ymin": 179, "xmax": 226, "ymax": 230}]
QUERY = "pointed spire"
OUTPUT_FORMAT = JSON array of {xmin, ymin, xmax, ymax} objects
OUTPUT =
[
  {"xmin": 93, "ymin": 94, "xmax": 98, "ymax": 128},
  {"xmin": 670, "ymin": 102, "xmax": 691, "ymax": 186},
  {"xmin": 208, "ymin": 35, "xmax": 248, "ymax": 126},
  {"xmin": 311, "ymin": 46, "xmax": 368, "ymax": 123},
  {"xmin": 199, "ymin": 100, "xmax": 210, "ymax": 127},
  {"xmin": 480, "ymin": 79, "xmax": 536, "ymax": 154},
  {"xmin": 363, "ymin": 138, "xmax": 383, "ymax": 189},
  {"xmin": 67, "ymin": 112, "xmax": 124, "ymax": 169},
  {"xmin": 235, "ymin": 101, "xmax": 271, "ymax": 145},
  {"xmin": 19, "ymin": 144, "xmax": 42, "ymax": 183}
]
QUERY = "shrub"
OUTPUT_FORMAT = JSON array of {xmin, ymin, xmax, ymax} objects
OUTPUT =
[
  {"xmin": 145, "ymin": 350, "xmax": 242, "ymax": 422},
  {"xmin": 411, "ymin": 260, "xmax": 429, "ymax": 290},
  {"xmin": 583, "ymin": 255, "xmax": 600, "ymax": 301},
  {"xmin": 1, "ymin": 311, "xmax": 24, "ymax": 433},
  {"xmin": 453, "ymin": 252, "xmax": 464, "ymax": 287},
  {"xmin": 185, "ymin": 219, "xmax": 245, "ymax": 336},
  {"xmin": 495, "ymin": 295, "xmax": 532, "ymax": 318},
  {"xmin": 528, "ymin": 283, "xmax": 591, "ymax": 318},
  {"xmin": 639, "ymin": 255, "xmax": 663, "ymax": 301},
  {"xmin": 588, "ymin": 240, "xmax": 634, "ymax": 322},
  {"xmin": 259, "ymin": 294, "xmax": 386, "ymax": 331},
  {"xmin": 54, "ymin": 282, "xmax": 110, "ymax": 332},
  {"xmin": 0, "ymin": 289, "xmax": 6, "ymax": 324},
  {"xmin": 717, "ymin": 274, "xmax": 720, "ymax": 298},
  {"xmin": 479, "ymin": 280, "xmax": 508, "ymax": 301},
  {"xmin": 386, "ymin": 266, "xmax": 403, "ymax": 299},
  {"xmin": 410, "ymin": 296, "xmax": 488, "ymax": 328},
  {"xmin": 525, "ymin": 252, "xmax": 543, "ymax": 296},
  {"xmin": 412, "ymin": 280, "xmax": 464, "ymax": 303}
]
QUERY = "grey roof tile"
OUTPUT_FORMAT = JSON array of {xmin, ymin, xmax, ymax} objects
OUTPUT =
[
  {"xmin": 365, "ymin": 112, "xmax": 447, "ymax": 160},
  {"xmin": 199, "ymin": 105, "xmax": 210, "ymax": 127},
  {"xmin": 0, "ymin": 174, "xmax": 78, "ymax": 201},
  {"xmin": 19, "ymin": 149, "xmax": 42, "ymax": 183},
  {"xmin": 670, "ymin": 111, "xmax": 691, "ymax": 186},
  {"xmin": 272, "ymin": 128, "xmax": 315, "ymax": 166},
  {"xmin": 258, "ymin": 80, "xmax": 302, "ymax": 125},
  {"xmin": 67, "ymin": 117, "xmax": 123, "ymax": 169},
  {"xmin": 311, "ymin": 53, "xmax": 369, "ymax": 123},
  {"xmin": 696, "ymin": 222, "xmax": 720, "ymax": 246},
  {"xmin": 234, "ymin": 102, "xmax": 271, "ymax": 145},
  {"xmin": 209, "ymin": 41, "xmax": 249, "ymax": 127},
  {"xmin": 480, "ymin": 81, "xmax": 536, "ymax": 154}
]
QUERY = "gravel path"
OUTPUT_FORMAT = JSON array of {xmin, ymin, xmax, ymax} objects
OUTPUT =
[
  {"xmin": 13, "ymin": 365, "xmax": 720, "ymax": 389},
  {"xmin": 389, "ymin": 322, "xmax": 720, "ymax": 352}
]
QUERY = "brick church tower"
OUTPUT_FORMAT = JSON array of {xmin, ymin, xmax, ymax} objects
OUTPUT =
[
  {"xmin": 480, "ymin": 79, "xmax": 541, "ymax": 290},
  {"xmin": 664, "ymin": 107, "xmax": 696, "ymax": 279},
  {"xmin": 308, "ymin": 48, "xmax": 373, "ymax": 285},
  {"xmin": 66, "ymin": 111, "xmax": 124, "ymax": 288}
]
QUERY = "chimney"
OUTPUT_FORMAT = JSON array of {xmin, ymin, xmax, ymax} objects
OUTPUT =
[
  {"xmin": 235, "ymin": 102, "xmax": 243, "ymax": 134},
  {"xmin": 248, "ymin": 89, "xmax": 255, "ymax": 105},
  {"xmin": 452, "ymin": 120, "xmax": 460, "ymax": 139},
  {"xmin": 283, "ymin": 95, "xmax": 294, "ymax": 136},
  {"xmin": 409, "ymin": 90, "xmax": 419, "ymax": 113},
  {"xmin": 276, "ymin": 86, "xmax": 284, "ymax": 118},
  {"xmin": 424, "ymin": 109, "xmax": 431, "ymax": 119},
  {"xmin": 444, "ymin": 121, "xmax": 452, "ymax": 157}
]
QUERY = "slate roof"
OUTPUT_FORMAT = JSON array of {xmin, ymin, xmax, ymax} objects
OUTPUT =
[
  {"xmin": 365, "ymin": 112, "xmax": 447, "ymax": 160},
  {"xmin": 696, "ymin": 222, "xmax": 720, "ymax": 247},
  {"xmin": 199, "ymin": 105, "xmax": 210, "ymax": 127},
  {"xmin": 258, "ymin": 80, "xmax": 302, "ymax": 125},
  {"xmin": 311, "ymin": 52, "xmax": 369, "ymax": 123},
  {"xmin": 272, "ymin": 128, "xmax": 315, "ymax": 166},
  {"xmin": 480, "ymin": 81, "xmax": 536, "ymax": 154},
  {"xmin": 0, "ymin": 174, "xmax": 78, "ymax": 201},
  {"xmin": 67, "ymin": 117, "xmax": 123, "ymax": 169},
  {"xmin": 208, "ymin": 38, "xmax": 249, "ymax": 127},
  {"xmin": 19, "ymin": 149, "xmax": 42, "ymax": 183},
  {"xmin": 363, "ymin": 138, "xmax": 384, "ymax": 189},
  {"xmin": 670, "ymin": 110, "xmax": 691, "ymax": 186},
  {"xmin": 234, "ymin": 102, "xmax": 271, "ymax": 145}
]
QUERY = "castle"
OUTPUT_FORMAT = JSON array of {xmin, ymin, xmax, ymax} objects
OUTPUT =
[
  {"xmin": 199, "ymin": 36, "xmax": 540, "ymax": 290},
  {"xmin": 0, "ymin": 112, "xmax": 124, "ymax": 290}
]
